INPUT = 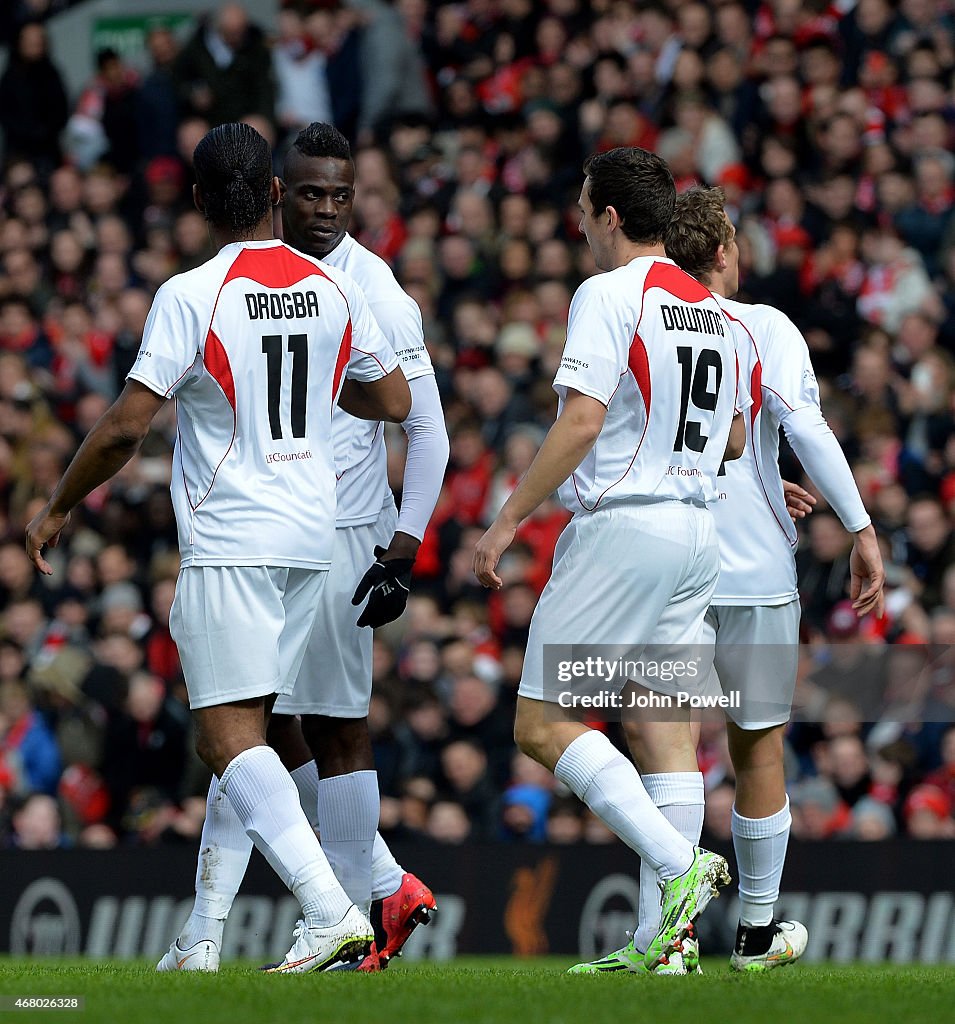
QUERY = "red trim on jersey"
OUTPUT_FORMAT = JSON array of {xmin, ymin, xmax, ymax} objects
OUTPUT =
[
  {"xmin": 223, "ymin": 244, "xmax": 330, "ymax": 290},
  {"xmin": 643, "ymin": 261, "xmax": 713, "ymax": 303},
  {"xmin": 749, "ymin": 359, "xmax": 763, "ymax": 428},
  {"xmin": 203, "ymin": 329, "xmax": 236, "ymax": 411},
  {"xmin": 163, "ymin": 357, "xmax": 198, "ymax": 398},
  {"xmin": 351, "ymin": 345, "xmax": 388, "ymax": 374},
  {"xmin": 572, "ymin": 330, "xmax": 651, "ymax": 512},
  {"xmin": 628, "ymin": 331, "xmax": 651, "ymax": 413},
  {"xmin": 332, "ymin": 319, "xmax": 353, "ymax": 405},
  {"xmin": 762, "ymin": 385, "xmax": 794, "ymax": 411}
]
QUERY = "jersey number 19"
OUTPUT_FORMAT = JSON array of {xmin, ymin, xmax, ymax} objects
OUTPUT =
[{"xmin": 673, "ymin": 346, "xmax": 722, "ymax": 453}]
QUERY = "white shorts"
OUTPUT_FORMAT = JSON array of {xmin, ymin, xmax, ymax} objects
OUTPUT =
[
  {"xmin": 170, "ymin": 565, "xmax": 327, "ymax": 710},
  {"xmin": 274, "ymin": 498, "xmax": 399, "ymax": 718},
  {"xmin": 703, "ymin": 600, "xmax": 801, "ymax": 730},
  {"xmin": 518, "ymin": 501, "xmax": 719, "ymax": 702}
]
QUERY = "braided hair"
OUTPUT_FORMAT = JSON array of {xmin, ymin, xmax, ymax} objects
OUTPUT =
[{"xmin": 193, "ymin": 123, "xmax": 273, "ymax": 235}]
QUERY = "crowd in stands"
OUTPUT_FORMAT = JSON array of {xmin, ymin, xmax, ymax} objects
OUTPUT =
[{"xmin": 1, "ymin": 0, "xmax": 955, "ymax": 850}]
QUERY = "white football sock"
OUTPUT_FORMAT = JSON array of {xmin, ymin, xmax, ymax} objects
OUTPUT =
[
  {"xmin": 732, "ymin": 797, "xmax": 791, "ymax": 927},
  {"xmin": 632, "ymin": 771, "xmax": 705, "ymax": 953},
  {"xmin": 554, "ymin": 731, "xmax": 694, "ymax": 879},
  {"xmin": 178, "ymin": 773, "xmax": 254, "ymax": 948},
  {"xmin": 292, "ymin": 759, "xmax": 404, "ymax": 904},
  {"xmin": 370, "ymin": 833, "xmax": 405, "ymax": 901},
  {"xmin": 290, "ymin": 760, "xmax": 320, "ymax": 829},
  {"xmin": 219, "ymin": 745, "xmax": 351, "ymax": 926},
  {"xmin": 316, "ymin": 770, "xmax": 380, "ymax": 917}
]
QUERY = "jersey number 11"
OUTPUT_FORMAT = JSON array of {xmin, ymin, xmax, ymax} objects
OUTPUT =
[{"xmin": 262, "ymin": 334, "xmax": 308, "ymax": 440}]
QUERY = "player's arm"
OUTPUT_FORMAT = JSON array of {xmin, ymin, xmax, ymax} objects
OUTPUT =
[
  {"xmin": 384, "ymin": 373, "xmax": 449, "ymax": 558},
  {"xmin": 767, "ymin": 312, "xmax": 884, "ymax": 616},
  {"xmin": 781, "ymin": 408, "xmax": 884, "ymax": 616},
  {"xmin": 26, "ymin": 381, "xmax": 166, "ymax": 574},
  {"xmin": 338, "ymin": 368, "xmax": 410, "ymax": 423},
  {"xmin": 351, "ymin": 373, "xmax": 449, "ymax": 626},
  {"xmin": 336, "ymin": 276, "xmax": 411, "ymax": 423},
  {"xmin": 724, "ymin": 412, "xmax": 745, "ymax": 461},
  {"xmin": 473, "ymin": 389, "xmax": 605, "ymax": 589}
]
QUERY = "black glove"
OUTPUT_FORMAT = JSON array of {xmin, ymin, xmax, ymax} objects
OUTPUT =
[{"xmin": 351, "ymin": 545, "xmax": 414, "ymax": 627}]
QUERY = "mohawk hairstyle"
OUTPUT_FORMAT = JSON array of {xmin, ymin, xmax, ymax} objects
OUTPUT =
[{"xmin": 292, "ymin": 122, "xmax": 353, "ymax": 162}]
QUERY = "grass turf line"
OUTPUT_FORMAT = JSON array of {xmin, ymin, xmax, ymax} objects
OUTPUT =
[{"xmin": 0, "ymin": 958, "xmax": 954, "ymax": 1024}]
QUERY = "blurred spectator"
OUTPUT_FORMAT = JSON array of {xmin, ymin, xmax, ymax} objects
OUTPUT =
[
  {"xmin": 791, "ymin": 777, "xmax": 852, "ymax": 839},
  {"xmin": 7, "ymin": 793, "xmax": 68, "ymax": 849},
  {"xmin": 904, "ymin": 784, "xmax": 955, "ymax": 838},
  {"xmin": 174, "ymin": 3, "xmax": 275, "ymax": 127},
  {"xmin": 0, "ymin": 679, "xmax": 61, "ymax": 796},
  {"xmin": 272, "ymin": 7, "xmax": 333, "ymax": 137},
  {"xmin": 426, "ymin": 799, "xmax": 471, "ymax": 843},
  {"xmin": 0, "ymin": 22, "xmax": 68, "ymax": 171},
  {"xmin": 70, "ymin": 49, "xmax": 141, "ymax": 174},
  {"xmin": 849, "ymin": 795, "xmax": 898, "ymax": 840},
  {"xmin": 136, "ymin": 27, "xmax": 183, "ymax": 162},
  {"xmin": 100, "ymin": 671, "xmax": 188, "ymax": 837}
]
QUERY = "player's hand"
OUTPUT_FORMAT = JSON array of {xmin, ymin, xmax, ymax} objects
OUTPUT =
[
  {"xmin": 473, "ymin": 518, "xmax": 516, "ymax": 590},
  {"xmin": 25, "ymin": 505, "xmax": 70, "ymax": 576},
  {"xmin": 351, "ymin": 546, "xmax": 414, "ymax": 627},
  {"xmin": 784, "ymin": 480, "xmax": 816, "ymax": 520},
  {"xmin": 849, "ymin": 525, "xmax": 885, "ymax": 619}
]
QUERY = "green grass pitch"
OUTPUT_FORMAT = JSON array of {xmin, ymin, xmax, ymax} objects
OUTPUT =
[{"xmin": 1, "ymin": 958, "xmax": 954, "ymax": 1024}]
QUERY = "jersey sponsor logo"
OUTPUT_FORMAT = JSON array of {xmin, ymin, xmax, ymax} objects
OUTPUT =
[
  {"xmin": 266, "ymin": 450, "xmax": 313, "ymax": 464},
  {"xmin": 659, "ymin": 303, "xmax": 725, "ymax": 337},
  {"xmin": 245, "ymin": 291, "xmax": 320, "ymax": 320},
  {"xmin": 666, "ymin": 465, "xmax": 703, "ymax": 477}
]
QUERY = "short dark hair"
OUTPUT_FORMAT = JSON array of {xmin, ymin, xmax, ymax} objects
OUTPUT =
[
  {"xmin": 665, "ymin": 185, "xmax": 731, "ymax": 282},
  {"xmin": 193, "ymin": 123, "xmax": 273, "ymax": 235},
  {"xmin": 292, "ymin": 122, "xmax": 352, "ymax": 162},
  {"xmin": 582, "ymin": 148, "xmax": 675, "ymax": 245}
]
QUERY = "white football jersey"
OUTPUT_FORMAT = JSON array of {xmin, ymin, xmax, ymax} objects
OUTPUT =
[
  {"xmin": 321, "ymin": 233, "xmax": 434, "ymax": 527},
  {"xmin": 712, "ymin": 296, "xmax": 820, "ymax": 604},
  {"xmin": 552, "ymin": 257, "xmax": 749, "ymax": 512},
  {"xmin": 128, "ymin": 239, "xmax": 397, "ymax": 570}
]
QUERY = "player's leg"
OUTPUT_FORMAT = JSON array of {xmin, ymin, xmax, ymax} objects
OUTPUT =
[
  {"xmin": 720, "ymin": 602, "xmax": 807, "ymax": 971},
  {"xmin": 575, "ymin": 514, "xmax": 719, "ymax": 974},
  {"xmin": 274, "ymin": 524, "xmax": 380, "ymax": 918},
  {"xmin": 274, "ymin": 512, "xmax": 435, "ymax": 967},
  {"xmin": 621, "ymin": 611, "xmax": 716, "ymax": 968},
  {"xmin": 157, "ymin": 767, "xmax": 254, "ymax": 970},
  {"xmin": 269, "ymin": 711, "xmax": 436, "ymax": 969},
  {"xmin": 301, "ymin": 713, "xmax": 378, "ymax": 918},
  {"xmin": 624, "ymin": 714, "xmax": 703, "ymax": 960},
  {"xmin": 516, "ymin": 505, "xmax": 729, "ymax": 974},
  {"xmin": 161, "ymin": 566, "xmax": 369, "ymax": 974},
  {"xmin": 267, "ymin": 713, "xmax": 320, "ymax": 826}
]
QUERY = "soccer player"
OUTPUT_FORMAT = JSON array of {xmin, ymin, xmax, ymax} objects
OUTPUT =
[
  {"xmin": 617, "ymin": 185, "xmax": 885, "ymax": 973},
  {"xmin": 473, "ymin": 148, "xmax": 747, "ymax": 973},
  {"xmin": 26, "ymin": 123, "xmax": 412, "ymax": 973},
  {"xmin": 160, "ymin": 123, "xmax": 448, "ymax": 973}
]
